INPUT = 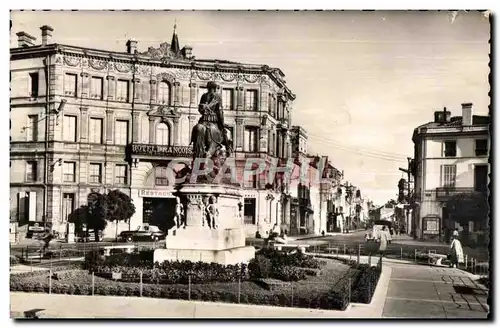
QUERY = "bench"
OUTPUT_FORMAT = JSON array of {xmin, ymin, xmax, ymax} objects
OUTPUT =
[
  {"xmin": 272, "ymin": 244, "xmax": 310, "ymax": 253},
  {"xmin": 103, "ymin": 245, "xmax": 136, "ymax": 256},
  {"xmin": 428, "ymin": 253, "xmax": 448, "ymax": 266}
]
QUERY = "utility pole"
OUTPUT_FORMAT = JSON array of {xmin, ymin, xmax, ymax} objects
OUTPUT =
[{"xmin": 398, "ymin": 157, "xmax": 413, "ymax": 234}]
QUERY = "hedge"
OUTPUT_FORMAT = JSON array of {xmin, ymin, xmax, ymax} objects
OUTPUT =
[
  {"xmin": 9, "ymin": 277, "xmax": 351, "ymax": 310},
  {"xmin": 10, "ymin": 261, "xmax": 380, "ymax": 311},
  {"xmin": 94, "ymin": 261, "xmax": 249, "ymax": 284},
  {"xmin": 247, "ymin": 249, "xmax": 323, "ymax": 281},
  {"xmin": 83, "ymin": 248, "xmax": 322, "ymax": 284}
]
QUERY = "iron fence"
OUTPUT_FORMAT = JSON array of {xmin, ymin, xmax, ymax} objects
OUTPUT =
[
  {"xmin": 300, "ymin": 242, "xmax": 489, "ymax": 279},
  {"xmin": 10, "ymin": 241, "xmax": 164, "ymax": 269}
]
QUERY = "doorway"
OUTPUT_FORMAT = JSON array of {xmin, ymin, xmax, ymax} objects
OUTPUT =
[
  {"xmin": 142, "ymin": 197, "xmax": 177, "ymax": 233},
  {"xmin": 62, "ymin": 193, "xmax": 75, "ymax": 224}
]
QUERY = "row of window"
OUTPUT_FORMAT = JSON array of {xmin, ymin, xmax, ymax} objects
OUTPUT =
[
  {"xmin": 443, "ymin": 139, "xmax": 489, "ymax": 157},
  {"xmin": 25, "ymin": 161, "xmax": 128, "ymax": 184},
  {"xmin": 440, "ymin": 164, "xmax": 488, "ymax": 191},
  {"xmin": 27, "ymin": 72, "xmax": 287, "ymax": 116},
  {"xmin": 25, "ymin": 114, "xmax": 130, "ymax": 145},
  {"xmin": 25, "ymin": 159, "xmax": 275, "ymax": 191},
  {"xmin": 26, "ymin": 113, "xmax": 264, "ymax": 151},
  {"xmin": 67, "ymin": 115, "xmax": 130, "ymax": 145}
]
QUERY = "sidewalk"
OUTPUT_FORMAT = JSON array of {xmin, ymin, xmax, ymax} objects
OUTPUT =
[
  {"xmin": 382, "ymin": 261, "xmax": 489, "ymax": 318},
  {"xmin": 10, "ymin": 285, "xmax": 388, "ymax": 319}
]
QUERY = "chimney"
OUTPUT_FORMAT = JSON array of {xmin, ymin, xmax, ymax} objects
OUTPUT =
[
  {"xmin": 40, "ymin": 25, "xmax": 54, "ymax": 46},
  {"xmin": 433, "ymin": 107, "xmax": 451, "ymax": 124},
  {"xmin": 461, "ymin": 102, "xmax": 473, "ymax": 126},
  {"xmin": 126, "ymin": 39, "xmax": 138, "ymax": 54},
  {"xmin": 16, "ymin": 31, "xmax": 36, "ymax": 48}
]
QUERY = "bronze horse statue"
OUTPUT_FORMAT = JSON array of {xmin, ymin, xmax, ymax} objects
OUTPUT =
[
  {"xmin": 190, "ymin": 121, "xmax": 233, "ymax": 161},
  {"xmin": 189, "ymin": 81, "xmax": 233, "ymax": 179}
]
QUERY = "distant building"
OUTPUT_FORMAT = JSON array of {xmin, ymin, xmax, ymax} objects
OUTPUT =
[
  {"xmin": 411, "ymin": 104, "xmax": 490, "ymax": 241},
  {"xmin": 286, "ymin": 126, "xmax": 343, "ymax": 236},
  {"xmin": 10, "ymin": 25, "xmax": 296, "ymax": 240}
]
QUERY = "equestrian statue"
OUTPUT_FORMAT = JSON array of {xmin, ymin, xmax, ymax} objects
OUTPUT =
[{"xmin": 189, "ymin": 81, "xmax": 233, "ymax": 181}]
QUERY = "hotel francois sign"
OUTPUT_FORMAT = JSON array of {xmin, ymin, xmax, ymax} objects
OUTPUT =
[{"xmin": 130, "ymin": 144, "xmax": 193, "ymax": 157}]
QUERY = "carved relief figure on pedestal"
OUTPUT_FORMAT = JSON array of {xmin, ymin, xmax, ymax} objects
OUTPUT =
[
  {"xmin": 206, "ymin": 196, "xmax": 219, "ymax": 230},
  {"xmin": 200, "ymin": 196, "xmax": 208, "ymax": 227},
  {"xmin": 174, "ymin": 196, "xmax": 185, "ymax": 229}
]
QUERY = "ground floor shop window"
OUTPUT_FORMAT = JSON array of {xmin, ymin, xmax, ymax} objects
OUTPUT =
[
  {"xmin": 142, "ymin": 197, "xmax": 177, "ymax": 232},
  {"xmin": 244, "ymin": 198, "xmax": 256, "ymax": 225}
]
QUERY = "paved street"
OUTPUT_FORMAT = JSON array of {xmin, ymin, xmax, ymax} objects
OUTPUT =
[{"xmin": 382, "ymin": 262, "xmax": 489, "ymax": 318}]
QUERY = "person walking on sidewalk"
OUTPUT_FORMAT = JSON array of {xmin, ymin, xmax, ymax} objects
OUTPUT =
[
  {"xmin": 449, "ymin": 230, "xmax": 464, "ymax": 268},
  {"xmin": 378, "ymin": 226, "xmax": 389, "ymax": 256}
]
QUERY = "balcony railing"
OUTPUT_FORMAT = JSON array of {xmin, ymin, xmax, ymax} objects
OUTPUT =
[
  {"xmin": 435, "ymin": 187, "xmax": 475, "ymax": 200},
  {"xmin": 128, "ymin": 143, "xmax": 193, "ymax": 158}
]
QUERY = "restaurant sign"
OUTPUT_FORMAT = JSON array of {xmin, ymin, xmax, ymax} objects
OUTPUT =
[
  {"xmin": 130, "ymin": 144, "xmax": 192, "ymax": 157},
  {"xmin": 139, "ymin": 189, "xmax": 174, "ymax": 198}
]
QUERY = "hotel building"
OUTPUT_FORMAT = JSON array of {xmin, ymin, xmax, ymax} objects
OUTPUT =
[{"xmin": 10, "ymin": 25, "xmax": 296, "ymax": 239}]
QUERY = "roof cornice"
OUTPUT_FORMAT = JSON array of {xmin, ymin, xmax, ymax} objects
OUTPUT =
[{"xmin": 10, "ymin": 43, "xmax": 296, "ymax": 100}]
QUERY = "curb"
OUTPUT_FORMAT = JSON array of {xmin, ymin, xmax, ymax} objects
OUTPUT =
[{"xmin": 346, "ymin": 266, "xmax": 392, "ymax": 318}]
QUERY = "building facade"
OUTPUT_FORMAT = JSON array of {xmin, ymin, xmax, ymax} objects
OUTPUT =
[
  {"xmin": 10, "ymin": 25, "xmax": 296, "ymax": 240},
  {"xmin": 411, "ymin": 104, "xmax": 490, "ymax": 241}
]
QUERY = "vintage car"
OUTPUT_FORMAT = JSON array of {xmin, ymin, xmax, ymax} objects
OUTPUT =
[
  {"xmin": 365, "ymin": 220, "xmax": 393, "ymax": 243},
  {"xmin": 119, "ymin": 224, "xmax": 166, "ymax": 243}
]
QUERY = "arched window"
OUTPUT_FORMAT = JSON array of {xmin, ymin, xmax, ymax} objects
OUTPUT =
[
  {"xmin": 156, "ymin": 122, "xmax": 170, "ymax": 145},
  {"xmin": 157, "ymin": 81, "xmax": 171, "ymax": 104}
]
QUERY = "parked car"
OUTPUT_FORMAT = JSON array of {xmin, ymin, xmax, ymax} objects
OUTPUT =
[{"xmin": 119, "ymin": 224, "xmax": 166, "ymax": 243}]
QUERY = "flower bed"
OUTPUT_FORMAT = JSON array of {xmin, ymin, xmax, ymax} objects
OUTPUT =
[
  {"xmin": 11, "ymin": 256, "xmax": 356, "ymax": 311},
  {"xmin": 11, "ymin": 248, "xmax": 384, "ymax": 311},
  {"xmin": 248, "ymin": 248, "xmax": 325, "ymax": 282},
  {"xmin": 10, "ymin": 262, "xmax": 348, "ymax": 310}
]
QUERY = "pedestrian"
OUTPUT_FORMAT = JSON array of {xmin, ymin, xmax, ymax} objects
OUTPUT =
[
  {"xmin": 379, "ymin": 226, "xmax": 389, "ymax": 256},
  {"xmin": 40, "ymin": 228, "xmax": 54, "ymax": 254},
  {"xmin": 449, "ymin": 230, "xmax": 464, "ymax": 268}
]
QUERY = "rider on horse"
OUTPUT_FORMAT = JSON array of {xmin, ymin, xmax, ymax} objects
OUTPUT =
[{"xmin": 190, "ymin": 81, "xmax": 231, "ymax": 160}]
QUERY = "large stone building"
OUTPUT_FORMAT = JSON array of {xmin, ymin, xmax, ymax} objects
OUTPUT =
[
  {"xmin": 411, "ymin": 104, "xmax": 490, "ymax": 241},
  {"xmin": 10, "ymin": 25, "xmax": 296, "ymax": 240}
]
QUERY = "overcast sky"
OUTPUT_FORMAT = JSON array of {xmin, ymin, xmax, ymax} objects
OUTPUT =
[{"xmin": 10, "ymin": 10, "xmax": 490, "ymax": 205}]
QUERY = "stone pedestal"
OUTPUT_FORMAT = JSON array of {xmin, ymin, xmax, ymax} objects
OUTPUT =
[{"xmin": 154, "ymin": 183, "xmax": 255, "ymax": 265}]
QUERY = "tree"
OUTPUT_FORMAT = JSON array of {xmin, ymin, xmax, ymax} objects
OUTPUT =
[
  {"xmin": 105, "ymin": 189, "xmax": 136, "ymax": 241},
  {"xmin": 68, "ymin": 205, "xmax": 90, "ymax": 235},
  {"xmin": 87, "ymin": 192, "xmax": 107, "ymax": 242},
  {"xmin": 446, "ymin": 192, "xmax": 489, "ymax": 227}
]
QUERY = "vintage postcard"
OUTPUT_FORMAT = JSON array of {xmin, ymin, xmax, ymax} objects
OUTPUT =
[{"xmin": 9, "ymin": 10, "xmax": 490, "ymax": 319}]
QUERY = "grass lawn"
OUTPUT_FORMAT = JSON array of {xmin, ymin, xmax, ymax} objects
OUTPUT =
[{"xmin": 16, "ymin": 258, "xmax": 351, "ymax": 300}]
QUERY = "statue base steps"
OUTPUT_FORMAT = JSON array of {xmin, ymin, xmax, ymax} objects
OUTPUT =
[{"xmin": 154, "ymin": 246, "xmax": 255, "ymax": 265}]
